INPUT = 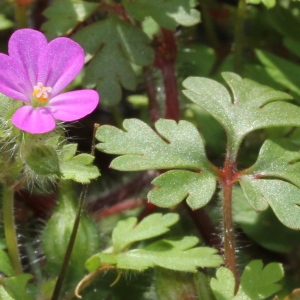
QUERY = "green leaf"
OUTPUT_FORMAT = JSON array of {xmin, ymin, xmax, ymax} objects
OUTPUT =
[
  {"xmin": 245, "ymin": 139, "xmax": 300, "ymax": 189},
  {"xmin": 42, "ymin": 0, "xmax": 99, "ymax": 39},
  {"xmin": 116, "ymin": 237, "xmax": 222, "ymax": 272},
  {"xmin": 96, "ymin": 118, "xmax": 212, "ymax": 172},
  {"xmin": 211, "ymin": 260, "xmax": 283, "ymax": 300},
  {"xmin": 96, "ymin": 118, "xmax": 216, "ymax": 209},
  {"xmin": 255, "ymin": 50, "xmax": 300, "ymax": 99},
  {"xmin": 59, "ymin": 144, "xmax": 100, "ymax": 183},
  {"xmin": 1, "ymin": 274, "xmax": 33, "ymax": 300},
  {"xmin": 211, "ymin": 267, "xmax": 236, "ymax": 300},
  {"xmin": 112, "ymin": 213, "xmax": 179, "ymax": 253},
  {"xmin": 183, "ymin": 72, "xmax": 300, "ymax": 157},
  {"xmin": 240, "ymin": 178, "xmax": 300, "ymax": 229},
  {"xmin": 25, "ymin": 145, "xmax": 61, "ymax": 176},
  {"xmin": 266, "ymin": 6, "xmax": 300, "ymax": 41},
  {"xmin": 284, "ymin": 37, "xmax": 300, "ymax": 58},
  {"xmin": 236, "ymin": 260, "xmax": 283, "ymax": 299},
  {"xmin": 0, "ymin": 249, "xmax": 14, "ymax": 277},
  {"xmin": 233, "ymin": 186, "xmax": 300, "ymax": 253},
  {"xmin": 177, "ymin": 44, "xmax": 216, "ymax": 78},
  {"xmin": 72, "ymin": 16, "xmax": 154, "ymax": 105},
  {"xmin": 148, "ymin": 170, "xmax": 216, "ymax": 210},
  {"xmin": 122, "ymin": 0, "xmax": 200, "ymax": 30}
]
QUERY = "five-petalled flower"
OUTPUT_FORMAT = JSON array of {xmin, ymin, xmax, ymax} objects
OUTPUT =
[{"xmin": 0, "ymin": 29, "xmax": 99, "ymax": 134}]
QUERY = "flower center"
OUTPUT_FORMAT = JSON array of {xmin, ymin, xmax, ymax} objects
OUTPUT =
[{"xmin": 32, "ymin": 82, "xmax": 52, "ymax": 105}]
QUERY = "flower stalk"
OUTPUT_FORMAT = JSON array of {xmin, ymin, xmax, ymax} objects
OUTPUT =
[{"xmin": 3, "ymin": 185, "xmax": 22, "ymax": 275}]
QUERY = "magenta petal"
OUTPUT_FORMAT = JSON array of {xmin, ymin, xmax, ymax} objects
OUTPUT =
[
  {"xmin": 9, "ymin": 29, "xmax": 47, "ymax": 86},
  {"xmin": 38, "ymin": 38, "xmax": 85, "ymax": 96},
  {"xmin": 0, "ymin": 54, "xmax": 31, "ymax": 101},
  {"xmin": 48, "ymin": 90, "xmax": 99, "ymax": 121},
  {"xmin": 12, "ymin": 106, "xmax": 56, "ymax": 134}
]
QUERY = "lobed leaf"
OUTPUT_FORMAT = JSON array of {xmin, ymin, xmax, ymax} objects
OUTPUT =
[
  {"xmin": 211, "ymin": 267, "xmax": 236, "ymax": 300},
  {"xmin": 240, "ymin": 178, "xmax": 300, "ymax": 229},
  {"xmin": 233, "ymin": 186, "xmax": 300, "ymax": 253},
  {"xmin": 86, "ymin": 238, "xmax": 222, "ymax": 273},
  {"xmin": 112, "ymin": 213, "xmax": 179, "ymax": 253},
  {"xmin": 211, "ymin": 260, "xmax": 283, "ymax": 300},
  {"xmin": 42, "ymin": 0, "xmax": 99, "ymax": 39},
  {"xmin": 96, "ymin": 118, "xmax": 216, "ymax": 209},
  {"xmin": 59, "ymin": 144, "xmax": 100, "ymax": 183},
  {"xmin": 183, "ymin": 72, "xmax": 300, "ymax": 157},
  {"xmin": 244, "ymin": 139, "xmax": 300, "ymax": 189},
  {"xmin": 73, "ymin": 16, "xmax": 154, "ymax": 105},
  {"xmin": 237, "ymin": 260, "xmax": 283, "ymax": 299},
  {"xmin": 96, "ymin": 118, "xmax": 212, "ymax": 172},
  {"xmin": 148, "ymin": 170, "xmax": 216, "ymax": 210},
  {"xmin": 116, "ymin": 237, "xmax": 222, "ymax": 272}
]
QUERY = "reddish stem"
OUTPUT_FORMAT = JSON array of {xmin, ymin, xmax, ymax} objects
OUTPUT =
[
  {"xmin": 154, "ymin": 29, "xmax": 179, "ymax": 121},
  {"xmin": 220, "ymin": 156, "xmax": 239, "ymax": 293},
  {"xmin": 161, "ymin": 63, "xmax": 179, "ymax": 121}
]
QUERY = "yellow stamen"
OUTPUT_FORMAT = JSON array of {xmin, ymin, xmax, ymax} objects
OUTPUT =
[{"xmin": 32, "ymin": 82, "xmax": 52, "ymax": 103}]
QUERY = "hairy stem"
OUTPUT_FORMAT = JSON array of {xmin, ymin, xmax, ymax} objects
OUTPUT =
[
  {"xmin": 233, "ymin": 0, "xmax": 247, "ymax": 74},
  {"xmin": 221, "ymin": 155, "xmax": 239, "ymax": 292},
  {"xmin": 154, "ymin": 29, "xmax": 179, "ymax": 121},
  {"xmin": 3, "ymin": 185, "xmax": 22, "ymax": 275}
]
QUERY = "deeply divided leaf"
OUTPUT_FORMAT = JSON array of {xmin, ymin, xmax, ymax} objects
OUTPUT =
[
  {"xmin": 116, "ymin": 237, "xmax": 222, "ymax": 272},
  {"xmin": 240, "ymin": 178, "xmax": 300, "ymax": 229},
  {"xmin": 42, "ymin": 0, "xmax": 99, "ymax": 39},
  {"xmin": 96, "ymin": 118, "xmax": 216, "ymax": 209},
  {"xmin": 148, "ymin": 170, "xmax": 216, "ymax": 210},
  {"xmin": 240, "ymin": 139, "xmax": 300, "ymax": 229},
  {"xmin": 59, "ymin": 144, "xmax": 100, "ymax": 183},
  {"xmin": 112, "ymin": 213, "xmax": 179, "ymax": 253},
  {"xmin": 96, "ymin": 118, "xmax": 212, "ymax": 171},
  {"xmin": 245, "ymin": 139, "xmax": 300, "ymax": 189},
  {"xmin": 73, "ymin": 16, "xmax": 154, "ymax": 105},
  {"xmin": 87, "ymin": 237, "xmax": 222, "ymax": 273},
  {"xmin": 211, "ymin": 260, "xmax": 283, "ymax": 300},
  {"xmin": 183, "ymin": 72, "xmax": 300, "ymax": 156},
  {"xmin": 233, "ymin": 185, "xmax": 300, "ymax": 253}
]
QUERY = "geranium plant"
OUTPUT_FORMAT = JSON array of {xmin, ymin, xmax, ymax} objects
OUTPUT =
[{"xmin": 1, "ymin": 0, "xmax": 300, "ymax": 300}]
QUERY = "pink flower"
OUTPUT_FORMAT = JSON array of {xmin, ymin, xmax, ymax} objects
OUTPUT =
[{"xmin": 0, "ymin": 29, "xmax": 99, "ymax": 134}]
